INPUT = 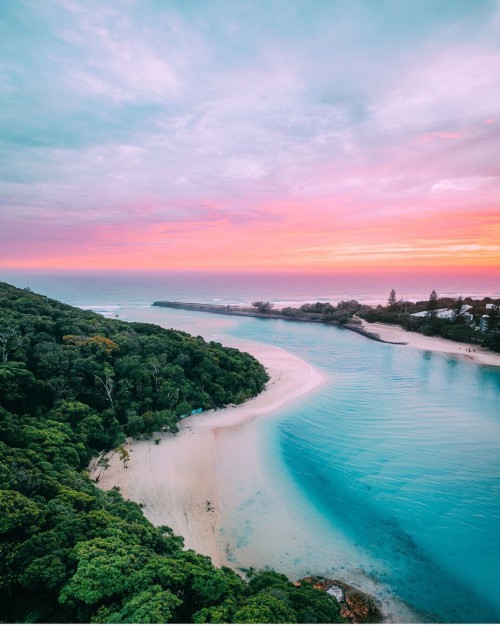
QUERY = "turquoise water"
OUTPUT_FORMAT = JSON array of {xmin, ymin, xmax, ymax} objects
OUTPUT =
[
  {"xmin": 225, "ymin": 317, "xmax": 500, "ymax": 623},
  {"xmin": 3, "ymin": 271, "xmax": 500, "ymax": 622}
]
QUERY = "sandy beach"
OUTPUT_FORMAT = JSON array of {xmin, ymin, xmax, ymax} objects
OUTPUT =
[
  {"xmin": 360, "ymin": 320, "xmax": 500, "ymax": 367},
  {"xmin": 90, "ymin": 339, "xmax": 323, "ymax": 566}
]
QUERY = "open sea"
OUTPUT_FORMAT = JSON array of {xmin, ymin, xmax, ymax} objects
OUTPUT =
[{"xmin": 2, "ymin": 269, "xmax": 500, "ymax": 623}]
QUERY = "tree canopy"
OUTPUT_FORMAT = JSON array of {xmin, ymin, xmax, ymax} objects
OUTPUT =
[
  {"xmin": 387, "ymin": 289, "xmax": 397, "ymax": 311},
  {"xmin": 0, "ymin": 281, "xmax": 344, "ymax": 623}
]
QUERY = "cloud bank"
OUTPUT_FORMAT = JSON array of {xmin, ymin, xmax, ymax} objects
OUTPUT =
[{"xmin": 1, "ymin": 0, "xmax": 499, "ymax": 270}]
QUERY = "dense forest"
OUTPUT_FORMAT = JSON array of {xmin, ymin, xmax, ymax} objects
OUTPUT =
[{"xmin": 0, "ymin": 281, "xmax": 344, "ymax": 623}]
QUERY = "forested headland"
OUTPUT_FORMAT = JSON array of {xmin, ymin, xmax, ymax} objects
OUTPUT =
[{"xmin": 0, "ymin": 281, "xmax": 345, "ymax": 623}]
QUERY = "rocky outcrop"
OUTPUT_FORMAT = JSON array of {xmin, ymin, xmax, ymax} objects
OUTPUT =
[{"xmin": 299, "ymin": 577, "xmax": 384, "ymax": 623}]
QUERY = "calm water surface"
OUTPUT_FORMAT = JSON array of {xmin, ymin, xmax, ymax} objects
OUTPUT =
[{"xmin": 226, "ymin": 317, "xmax": 500, "ymax": 623}]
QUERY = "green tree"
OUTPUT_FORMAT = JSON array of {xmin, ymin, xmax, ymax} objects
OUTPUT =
[
  {"xmin": 483, "ymin": 330, "xmax": 500, "ymax": 352},
  {"xmin": 233, "ymin": 594, "xmax": 297, "ymax": 623},
  {"xmin": 0, "ymin": 490, "xmax": 44, "ymax": 538},
  {"xmin": 487, "ymin": 304, "xmax": 499, "ymax": 331},
  {"xmin": 451, "ymin": 296, "xmax": 465, "ymax": 323},
  {"xmin": 387, "ymin": 289, "xmax": 397, "ymax": 311},
  {"xmin": 19, "ymin": 554, "xmax": 67, "ymax": 592},
  {"xmin": 252, "ymin": 301, "xmax": 274, "ymax": 313},
  {"xmin": 0, "ymin": 328, "xmax": 21, "ymax": 363},
  {"xmin": 93, "ymin": 586, "xmax": 182, "ymax": 623},
  {"xmin": 59, "ymin": 536, "xmax": 151, "ymax": 607},
  {"xmin": 426, "ymin": 290, "xmax": 439, "ymax": 318}
]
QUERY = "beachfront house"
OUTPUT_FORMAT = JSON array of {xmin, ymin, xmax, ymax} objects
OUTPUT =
[
  {"xmin": 410, "ymin": 305, "xmax": 473, "ymax": 323},
  {"xmin": 410, "ymin": 305, "xmax": 496, "ymax": 333}
]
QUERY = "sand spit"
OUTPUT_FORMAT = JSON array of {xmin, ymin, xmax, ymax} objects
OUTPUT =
[
  {"xmin": 360, "ymin": 320, "xmax": 500, "ymax": 367},
  {"xmin": 90, "ymin": 340, "xmax": 323, "ymax": 566}
]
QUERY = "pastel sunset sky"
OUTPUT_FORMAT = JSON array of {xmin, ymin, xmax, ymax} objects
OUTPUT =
[{"xmin": 1, "ymin": 0, "xmax": 500, "ymax": 272}]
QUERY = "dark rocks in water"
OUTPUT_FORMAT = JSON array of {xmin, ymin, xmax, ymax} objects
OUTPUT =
[{"xmin": 300, "ymin": 577, "xmax": 384, "ymax": 623}]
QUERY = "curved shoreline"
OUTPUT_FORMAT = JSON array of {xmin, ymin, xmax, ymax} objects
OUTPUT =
[
  {"xmin": 91, "ymin": 339, "xmax": 323, "ymax": 565},
  {"xmin": 90, "ymin": 322, "xmax": 500, "ymax": 569},
  {"xmin": 361, "ymin": 320, "xmax": 500, "ymax": 367},
  {"xmin": 88, "ymin": 317, "xmax": 500, "ymax": 623}
]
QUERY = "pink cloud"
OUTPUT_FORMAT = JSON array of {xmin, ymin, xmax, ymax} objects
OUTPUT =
[{"xmin": 417, "ymin": 131, "xmax": 461, "ymax": 144}]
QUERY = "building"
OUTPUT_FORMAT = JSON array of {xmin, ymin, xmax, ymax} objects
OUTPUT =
[
  {"xmin": 410, "ymin": 305, "xmax": 473, "ymax": 321},
  {"xmin": 480, "ymin": 315, "xmax": 489, "ymax": 333}
]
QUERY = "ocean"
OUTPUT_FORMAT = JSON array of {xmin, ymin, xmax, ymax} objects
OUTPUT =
[
  {"xmin": 2, "ymin": 269, "xmax": 500, "ymax": 622},
  {"xmin": 2, "ymin": 268, "xmax": 499, "ymax": 310}
]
